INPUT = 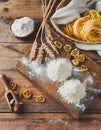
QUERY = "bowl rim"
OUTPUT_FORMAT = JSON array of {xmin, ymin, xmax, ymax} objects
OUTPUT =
[
  {"xmin": 61, "ymin": 29, "xmax": 101, "ymax": 44},
  {"xmin": 53, "ymin": 0, "xmax": 101, "ymax": 45},
  {"xmin": 52, "ymin": 22, "xmax": 101, "ymax": 45},
  {"xmin": 9, "ymin": 17, "xmax": 35, "ymax": 39}
]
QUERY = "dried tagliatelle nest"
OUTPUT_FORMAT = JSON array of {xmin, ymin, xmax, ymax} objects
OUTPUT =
[
  {"xmin": 51, "ymin": 0, "xmax": 101, "ymax": 44},
  {"xmin": 64, "ymin": 10, "xmax": 101, "ymax": 43}
]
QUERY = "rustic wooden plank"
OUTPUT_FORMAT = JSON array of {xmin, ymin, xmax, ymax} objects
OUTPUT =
[
  {"xmin": 0, "ymin": 45, "xmax": 22, "ymax": 70},
  {"xmin": 0, "ymin": 113, "xmax": 101, "ymax": 130},
  {"xmin": 0, "ymin": 0, "xmax": 60, "ymax": 19},
  {"xmin": 0, "ymin": 0, "xmax": 42, "ymax": 19},
  {"xmin": 0, "ymin": 0, "xmax": 100, "ymax": 128},
  {"xmin": 0, "ymin": 69, "xmax": 101, "ymax": 113},
  {"xmin": 0, "ymin": 19, "xmax": 100, "ymax": 65},
  {"xmin": 82, "ymin": 51, "xmax": 101, "ymax": 66},
  {"xmin": 15, "ymin": 31, "xmax": 101, "ymax": 118},
  {"xmin": 0, "ymin": 21, "xmax": 24, "ymax": 43},
  {"xmin": 0, "ymin": 69, "xmax": 64, "ymax": 113},
  {"xmin": 1, "ymin": 41, "xmax": 101, "ymax": 66},
  {"xmin": 16, "ymin": 63, "xmax": 101, "ymax": 119},
  {"xmin": 0, "ymin": 43, "xmax": 32, "ymax": 54},
  {"xmin": 95, "ymin": 60, "xmax": 101, "ymax": 66},
  {"xmin": 0, "ymin": 43, "xmax": 101, "ymax": 113}
]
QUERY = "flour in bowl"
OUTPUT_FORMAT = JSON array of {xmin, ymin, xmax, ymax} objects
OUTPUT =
[{"xmin": 11, "ymin": 17, "xmax": 34, "ymax": 37}]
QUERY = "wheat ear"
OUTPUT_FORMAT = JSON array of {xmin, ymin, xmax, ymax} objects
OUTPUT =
[
  {"xmin": 36, "ymin": 45, "xmax": 45, "ymax": 64},
  {"xmin": 29, "ymin": 40, "xmax": 38, "ymax": 61},
  {"xmin": 45, "ymin": 23, "xmax": 59, "ymax": 55},
  {"xmin": 29, "ymin": 0, "xmax": 56, "ymax": 61}
]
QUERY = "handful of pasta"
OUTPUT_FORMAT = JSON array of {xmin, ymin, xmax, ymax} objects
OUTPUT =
[{"xmin": 64, "ymin": 10, "xmax": 101, "ymax": 43}]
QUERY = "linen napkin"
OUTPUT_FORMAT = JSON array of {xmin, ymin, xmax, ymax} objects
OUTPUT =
[
  {"xmin": 95, "ymin": 0, "xmax": 101, "ymax": 13},
  {"xmin": 51, "ymin": 0, "xmax": 101, "ymax": 56},
  {"xmin": 75, "ymin": 43, "xmax": 101, "ymax": 56}
]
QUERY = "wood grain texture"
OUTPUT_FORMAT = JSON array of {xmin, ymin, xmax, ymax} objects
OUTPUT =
[
  {"xmin": 0, "ymin": 113, "xmax": 101, "ymax": 130},
  {"xmin": 0, "ymin": 44, "xmax": 101, "ymax": 114},
  {"xmin": 0, "ymin": 0, "xmax": 101, "ymax": 128},
  {"xmin": 0, "ymin": 0, "xmax": 42, "ymax": 19},
  {"xmin": 0, "ymin": 0, "xmax": 60, "ymax": 19},
  {"xmin": 0, "ymin": 45, "xmax": 22, "ymax": 70},
  {"xmin": 0, "ymin": 20, "xmax": 101, "ymax": 66},
  {"xmin": 16, "ymin": 54, "xmax": 101, "ymax": 119},
  {"xmin": 14, "ymin": 27, "xmax": 101, "ymax": 119}
]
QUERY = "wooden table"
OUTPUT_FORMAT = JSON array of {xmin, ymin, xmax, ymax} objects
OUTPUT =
[{"xmin": 0, "ymin": 1, "xmax": 101, "ymax": 130}]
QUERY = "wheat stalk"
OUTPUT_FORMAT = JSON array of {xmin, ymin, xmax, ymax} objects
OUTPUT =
[
  {"xmin": 41, "ymin": 22, "xmax": 56, "ymax": 60},
  {"xmin": 36, "ymin": 45, "xmax": 45, "ymax": 64},
  {"xmin": 42, "ymin": 0, "xmax": 59, "ymax": 55},
  {"xmin": 33, "ymin": 0, "xmax": 56, "ymax": 41},
  {"xmin": 29, "ymin": 0, "xmax": 57, "ymax": 61},
  {"xmin": 29, "ymin": 40, "xmax": 38, "ymax": 61},
  {"xmin": 40, "ymin": 0, "xmax": 57, "ymax": 60},
  {"xmin": 30, "ymin": 0, "xmax": 55, "ymax": 61},
  {"xmin": 43, "ymin": 43, "xmax": 56, "ymax": 59},
  {"xmin": 45, "ymin": 23, "xmax": 59, "ymax": 55},
  {"xmin": 45, "ymin": 23, "xmax": 53, "ymax": 41}
]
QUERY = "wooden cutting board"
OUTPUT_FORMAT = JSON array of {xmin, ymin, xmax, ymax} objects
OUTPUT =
[{"xmin": 16, "ymin": 31, "xmax": 101, "ymax": 119}]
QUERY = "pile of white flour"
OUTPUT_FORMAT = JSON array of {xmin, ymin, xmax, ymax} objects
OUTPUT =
[
  {"xmin": 57, "ymin": 79, "xmax": 86, "ymax": 104},
  {"xmin": 20, "ymin": 57, "xmax": 91, "ymax": 106},
  {"xmin": 11, "ymin": 17, "xmax": 34, "ymax": 37},
  {"xmin": 46, "ymin": 58, "xmax": 72, "ymax": 82}
]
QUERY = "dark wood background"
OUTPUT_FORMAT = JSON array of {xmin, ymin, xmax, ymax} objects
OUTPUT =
[{"xmin": 0, "ymin": 0, "xmax": 101, "ymax": 129}]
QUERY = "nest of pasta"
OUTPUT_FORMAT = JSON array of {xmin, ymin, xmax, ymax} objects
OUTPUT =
[
  {"xmin": 63, "ymin": 10, "xmax": 101, "ymax": 44},
  {"xmin": 51, "ymin": 0, "xmax": 101, "ymax": 44}
]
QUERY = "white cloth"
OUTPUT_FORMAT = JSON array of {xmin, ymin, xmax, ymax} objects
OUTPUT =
[
  {"xmin": 51, "ymin": 0, "xmax": 101, "ymax": 56},
  {"xmin": 95, "ymin": 0, "xmax": 101, "ymax": 13},
  {"xmin": 75, "ymin": 44, "xmax": 101, "ymax": 56},
  {"xmin": 51, "ymin": 0, "xmax": 98, "ymax": 25}
]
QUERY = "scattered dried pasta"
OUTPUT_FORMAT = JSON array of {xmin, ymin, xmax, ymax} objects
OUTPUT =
[
  {"xmin": 71, "ymin": 49, "xmax": 79, "ymax": 57},
  {"xmin": 75, "ymin": 54, "xmax": 85, "ymax": 63},
  {"xmin": 63, "ymin": 44, "xmax": 72, "ymax": 52},
  {"xmin": 80, "ymin": 65, "xmax": 88, "ymax": 72},
  {"xmin": 35, "ymin": 95, "xmax": 46, "ymax": 103},
  {"xmin": 10, "ymin": 99, "xmax": 15, "ymax": 105},
  {"xmin": 9, "ymin": 82, "xmax": 17, "ymax": 90},
  {"xmin": 13, "ymin": 101, "xmax": 19, "ymax": 112},
  {"xmin": 70, "ymin": 49, "xmax": 86, "ymax": 66},
  {"xmin": 22, "ymin": 89, "xmax": 32, "ymax": 99},
  {"xmin": 54, "ymin": 41, "xmax": 63, "ymax": 49},
  {"xmin": 71, "ymin": 58, "xmax": 79, "ymax": 66}
]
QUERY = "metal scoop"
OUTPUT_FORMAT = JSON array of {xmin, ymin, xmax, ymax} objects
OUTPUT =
[{"xmin": 0, "ymin": 74, "xmax": 23, "ymax": 112}]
